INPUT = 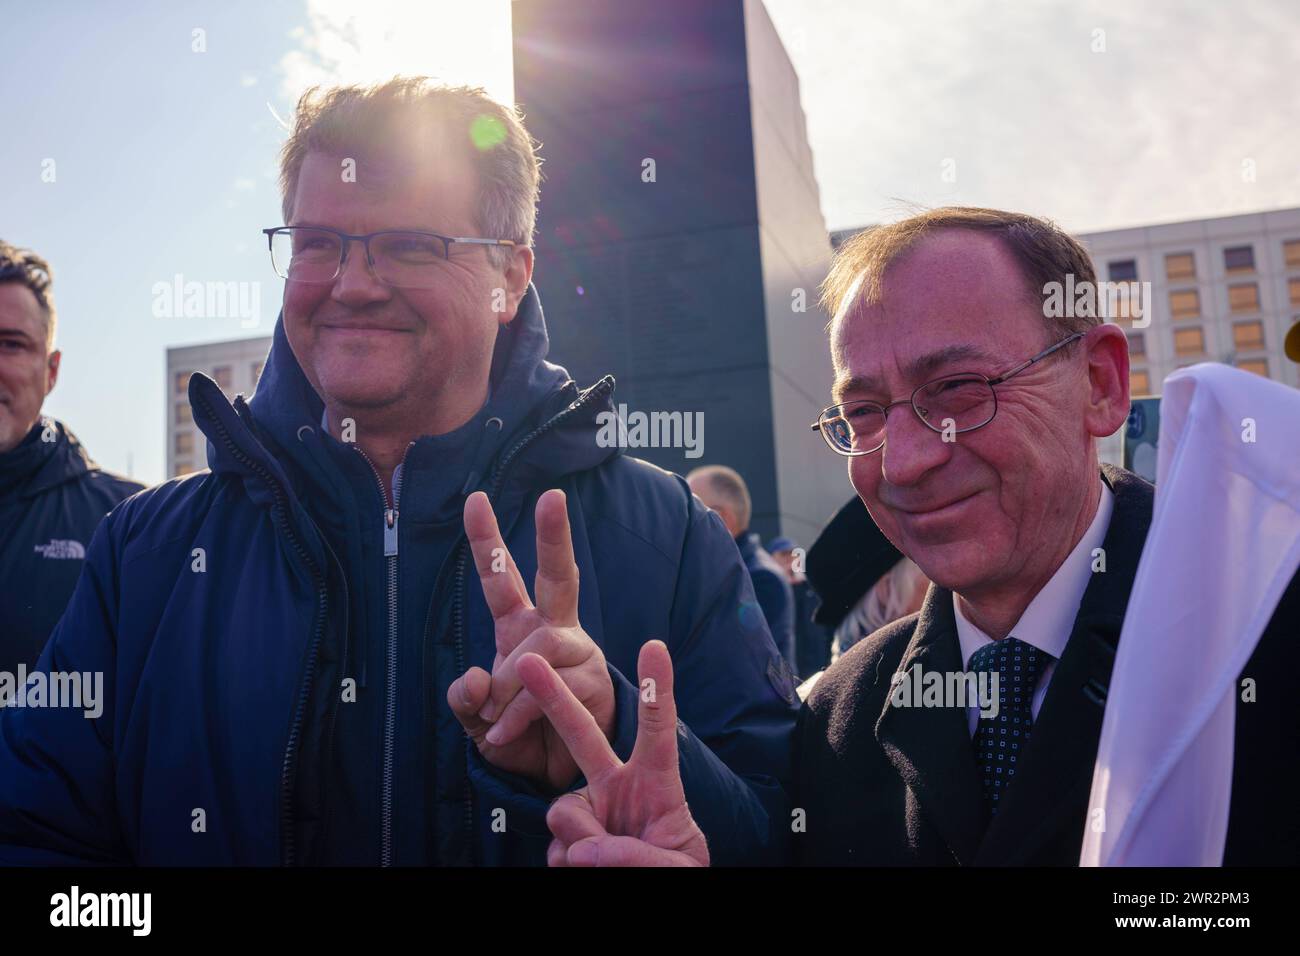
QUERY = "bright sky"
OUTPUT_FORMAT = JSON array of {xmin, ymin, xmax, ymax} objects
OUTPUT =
[{"xmin": 4, "ymin": 0, "xmax": 1296, "ymax": 484}]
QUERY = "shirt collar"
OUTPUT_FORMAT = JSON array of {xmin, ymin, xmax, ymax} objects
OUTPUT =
[{"xmin": 955, "ymin": 479, "xmax": 1114, "ymax": 667}]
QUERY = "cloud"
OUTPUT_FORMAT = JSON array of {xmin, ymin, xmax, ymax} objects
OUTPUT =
[
  {"xmin": 277, "ymin": 0, "xmax": 514, "ymax": 105},
  {"xmin": 764, "ymin": 0, "xmax": 1300, "ymax": 232}
]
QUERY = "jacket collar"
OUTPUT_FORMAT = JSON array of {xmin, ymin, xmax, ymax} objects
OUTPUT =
[
  {"xmin": 0, "ymin": 417, "xmax": 94, "ymax": 500},
  {"xmin": 875, "ymin": 464, "xmax": 1155, "ymax": 865},
  {"xmin": 189, "ymin": 283, "xmax": 620, "ymax": 533}
]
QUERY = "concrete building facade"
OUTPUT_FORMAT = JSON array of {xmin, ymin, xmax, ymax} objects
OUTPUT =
[
  {"xmin": 165, "ymin": 336, "xmax": 271, "ymax": 477},
  {"xmin": 1076, "ymin": 207, "xmax": 1300, "ymax": 394}
]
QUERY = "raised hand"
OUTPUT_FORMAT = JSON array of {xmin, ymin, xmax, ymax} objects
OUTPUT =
[
  {"xmin": 447, "ymin": 489, "xmax": 615, "ymax": 792},
  {"xmin": 519, "ymin": 639, "xmax": 709, "ymax": 867}
]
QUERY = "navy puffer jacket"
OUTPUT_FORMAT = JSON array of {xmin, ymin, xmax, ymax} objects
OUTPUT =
[{"xmin": 0, "ymin": 285, "xmax": 797, "ymax": 866}]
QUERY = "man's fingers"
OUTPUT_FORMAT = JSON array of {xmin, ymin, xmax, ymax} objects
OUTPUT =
[
  {"xmin": 533, "ymin": 489, "xmax": 579, "ymax": 626},
  {"xmin": 464, "ymin": 491, "xmax": 531, "ymax": 623},
  {"xmin": 517, "ymin": 652, "xmax": 620, "ymax": 782},
  {"xmin": 546, "ymin": 839, "xmax": 569, "ymax": 868},
  {"xmin": 566, "ymin": 835, "xmax": 699, "ymax": 867},
  {"xmin": 487, "ymin": 657, "xmax": 609, "ymax": 746},
  {"xmin": 630, "ymin": 640, "xmax": 681, "ymax": 776},
  {"xmin": 446, "ymin": 667, "xmax": 493, "ymax": 741},
  {"xmin": 484, "ymin": 690, "xmax": 543, "ymax": 747},
  {"xmin": 480, "ymin": 625, "xmax": 591, "ymax": 724},
  {"xmin": 546, "ymin": 791, "xmax": 605, "ymax": 847}
]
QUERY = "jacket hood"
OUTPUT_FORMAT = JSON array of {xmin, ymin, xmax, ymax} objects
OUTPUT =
[
  {"xmin": 191, "ymin": 283, "xmax": 620, "ymax": 510},
  {"xmin": 0, "ymin": 417, "xmax": 95, "ymax": 500}
]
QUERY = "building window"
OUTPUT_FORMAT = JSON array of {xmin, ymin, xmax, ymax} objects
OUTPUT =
[
  {"xmin": 1223, "ymin": 245, "xmax": 1255, "ymax": 273},
  {"xmin": 1130, "ymin": 369, "xmax": 1151, "ymax": 395},
  {"xmin": 1127, "ymin": 332, "xmax": 1146, "ymax": 357},
  {"xmin": 1169, "ymin": 289, "xmax": 1200, "ymax": 319},
  {"xmin": 1107, "ymin": 284, "xmax": 1141, "ymax": 322},
  {"xmin": 1289, "ymin": 278, "xmax": 1300, "ymax": 307},
  {"xmin": 175, "ymin": 402, "xmax": 193, "ymax": 426},
  {"xmin": 212, "ymin": 365, "xmax": 233, "ymax": 392},
  {"xmin": 175, "ymin": 431, "xmax": 194, "ymax": 457},
  {"xmin": 251, "ymin": 361, "xmax": 264, "ymax": 386},
  {"xmin": 1108, "ymin": 259, "xmax": 1138, "ymax": 282},
  {"xmin": 1173, "ymin": 327, "xmax": 1204, "ymax": 357},
  {"xmin": 175, "ymin": 371, "xmax": 191, "ymax": 395},
  {"xmin": 1284, "ymin": 239, "xmax": 1300, "ymax": 270},
  {"xmin": 1235, "ymin": 358, "xmax": 1269, "ymax": 378},
  {"xmin": 1164, "ymin": 252, "xmax": 1196, "ymax": 281},
  {"xmin": 1232, "ymin": 321, "xmax": 1265, "ymax": 352},
  {"xmin": 173, "ymin": 462, "xmax": 198, "ymax": 478},
  {"xmin": 1228, "ymin": 282, "xmax": 1260, "ymax": 314}
]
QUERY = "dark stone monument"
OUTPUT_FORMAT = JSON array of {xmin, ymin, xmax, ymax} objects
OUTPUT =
[{"xmin": 513, "ymin": 0, "xmax": 846, "ymax": 544}]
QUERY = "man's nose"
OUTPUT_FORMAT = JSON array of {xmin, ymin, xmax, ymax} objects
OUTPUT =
[
  {"xmin": 879, "ymin": 402, "xmax": 952, "ymax": 487},
  {"xmin": 331, "ymin": 240, "xmax": 391, "ymax": 306}
]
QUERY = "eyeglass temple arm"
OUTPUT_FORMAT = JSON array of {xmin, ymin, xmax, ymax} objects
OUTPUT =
[
  {"xmin": 987, "ymin": 331, "xmax": 1085, "ymax": 386},
  {"xmin": 263, "ymin": 227, "xmax": 515, "ymax": 246}
]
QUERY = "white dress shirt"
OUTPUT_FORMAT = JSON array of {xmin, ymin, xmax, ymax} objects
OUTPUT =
[{"xmin": 954, "ymin": 481, "xmax": 1114, "ymax": 735}]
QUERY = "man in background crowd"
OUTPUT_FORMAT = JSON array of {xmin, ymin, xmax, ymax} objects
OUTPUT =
[
  {"xmin": 688, "ymin": 465, "xmax": 795, "ymax": 673},
  {"xmin": 0, "ymin": 241, "xmax": 143, "ymax": 672}
]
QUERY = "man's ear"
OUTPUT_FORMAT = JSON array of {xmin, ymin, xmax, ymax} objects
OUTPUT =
[
  {"xmin": 497, "ymin": 246, "xmax": 535, "ymax": 325},
  {"xmin": 1083, "ymin": 325, "xmax": 1129, "ymax": 439},
  {"xmin": 46, "ymin": 349, "xmax": 61, "ymax": 396},
  {"xmin": 717, "ymin": 505, "xmax": 740, "ymax": 539}
]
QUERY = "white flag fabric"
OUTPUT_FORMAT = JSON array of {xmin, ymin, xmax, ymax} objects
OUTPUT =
[{"xmin": 1080, "ymin": 362, "xmax": 1300, "ymax": 866}]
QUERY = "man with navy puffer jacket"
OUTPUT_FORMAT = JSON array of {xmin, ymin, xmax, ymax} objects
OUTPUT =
[{"xmin": 0, "ymin": 78, "xmax": 797, "ymax": 866}]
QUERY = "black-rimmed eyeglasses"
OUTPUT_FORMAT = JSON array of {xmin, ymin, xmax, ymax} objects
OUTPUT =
[
  {"xmin": 811, "ymin": 331, "xmax": 1086, "ymax": 456},
  {"xmin": 262, "ymin": 226, "xmax": 517, "ymax": 289}
]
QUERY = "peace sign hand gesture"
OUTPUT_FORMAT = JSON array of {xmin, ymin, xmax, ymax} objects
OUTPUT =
[
  {"xmin": 447, "ymin": 489, "xmax": 616, "ymax": 792},
  {"xmin": 521, "ymin": 640, "xmax": 709, "ymax": 867}
]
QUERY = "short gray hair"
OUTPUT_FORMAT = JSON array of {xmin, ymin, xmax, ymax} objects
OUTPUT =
[{"xmin": 279, "ymin": 77, "xmax": 542, "ymax": 267}]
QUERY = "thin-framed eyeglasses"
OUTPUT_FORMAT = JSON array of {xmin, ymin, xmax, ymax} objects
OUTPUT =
[
  {"xmin": 810, "ymin": 331, "xmax": 1086, "ymax": 456},
  {"xmin": 262, "ymin": 225, "xmax": 517, "ymax": 289}
]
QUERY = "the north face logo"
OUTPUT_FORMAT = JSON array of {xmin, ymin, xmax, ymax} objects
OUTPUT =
[{"xmin": 34, "ymin": 539, "xmax": 86, "ymax": 560}]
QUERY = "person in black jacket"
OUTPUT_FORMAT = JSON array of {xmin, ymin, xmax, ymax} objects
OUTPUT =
[
  {"xmin": 0, "ymin": 241, "xmax": 143, "ymax": 672},
  {"xmin": 529, "ymin": 206, "xmax": 1299, "ymax": 867}
]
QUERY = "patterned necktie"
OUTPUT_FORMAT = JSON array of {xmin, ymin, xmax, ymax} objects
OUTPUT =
[{"xmin": 968, "ymin": 637, "xmax": 1053, "ymax": 822}]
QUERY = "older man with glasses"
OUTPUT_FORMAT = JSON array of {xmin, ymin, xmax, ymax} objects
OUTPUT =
[
  {"xmin": 0, "ymin": 78, "xmax": 799, "ymax": 866},
  {"xmin": 521, "ymin": 206, "xmax": 1299, "ymax": 867}
]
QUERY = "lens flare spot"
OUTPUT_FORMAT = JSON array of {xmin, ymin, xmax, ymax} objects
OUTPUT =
[{"xmin": 470, "ymin": 114, "xmax": 507, "ymax": 151}]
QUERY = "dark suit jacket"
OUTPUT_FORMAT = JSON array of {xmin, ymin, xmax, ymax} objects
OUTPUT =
[{"xmin": 792, "ymin": 464, "xmax": 1300, "ymax": 865}]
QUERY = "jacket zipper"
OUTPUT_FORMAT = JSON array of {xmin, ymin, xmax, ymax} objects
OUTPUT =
[
  {"xmin": 194, "ymin": 391, "xmax": 329, "ymax": 868},
  {"xmin": 430, "ymin": 376, "xmax": 615, "ymax": 864},
  {"xmin": 354, "ymin": 443, "xmax": 414, "ymax": 868}
]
